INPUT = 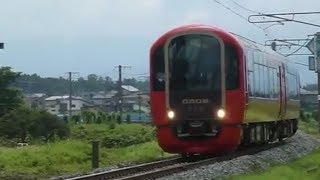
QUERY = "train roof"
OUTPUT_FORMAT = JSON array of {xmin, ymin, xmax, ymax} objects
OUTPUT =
[
  {"xmin": 230, "ymin": 32, "xmax": 289, "ymax": 61},
  {"xmin": 151, "ymin": 24, "xmax": 297, "ymax": 71}
]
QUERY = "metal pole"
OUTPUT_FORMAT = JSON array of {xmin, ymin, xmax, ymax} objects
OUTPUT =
[
  {"xmin": 312, "ymin": 33, "xmax": 320, "ymax": 132},
  {"xmin": 138, "ymin": 93, "xmax": 141, "ymax": 121},
  {"xmin": 318, "ymin": 73, "xmax": 320, "ymax": 133},
  {"xmin": 118, "ymin": 65, "xmax": 123, "ymax": 118},
  {"xmin": 91, "ymin": 140, "xmax": 99, "ymax": 169},
  {"xmin": 69, "ymin": 72, "xmax": 72, "ymax": 119}
]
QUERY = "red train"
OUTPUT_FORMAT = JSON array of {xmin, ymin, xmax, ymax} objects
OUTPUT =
[{"xmin": 149, "ymin": 25, "xmax": 300, "ymax": 155}]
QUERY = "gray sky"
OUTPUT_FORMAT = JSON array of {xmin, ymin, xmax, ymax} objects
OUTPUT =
[{"xmin": 0, "ymin": 0, "xmax": 319, "ymax": 85}]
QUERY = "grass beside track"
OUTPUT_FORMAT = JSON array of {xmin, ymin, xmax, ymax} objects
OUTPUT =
[
  {"xmin": 227, "ymin": 118, "xmax": 320, "ymax": 180},
  {"xmin": 0, "ymin": 123, "xmax": 171, "ymax": 179},
  {"xmin": 0, "ymin": 141, "xmax": 169, "ymax": 179},
  {"xmin": 227, "ymin": 148, "xmax": 320, "ymax": 180}
]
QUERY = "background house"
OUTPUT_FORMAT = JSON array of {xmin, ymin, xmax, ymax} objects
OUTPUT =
[
  {"xmin": 44, "ymin": 95, "xmax": 91, "ymax": 116},
  {"xmin": 300, "ymin": 88, "xmax": 318, "ymax": 110},
  {"xmin": 24, "ymin": 93, "xmax": 47, "ymax": 109}
]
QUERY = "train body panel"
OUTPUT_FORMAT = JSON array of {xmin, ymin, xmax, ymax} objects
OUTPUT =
[{"xmin": 150, "ymin": 24, "xmax": 300, "ymax": 155}]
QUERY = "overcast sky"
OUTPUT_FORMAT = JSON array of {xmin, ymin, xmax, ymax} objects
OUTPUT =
[{"xmin": 0, "ymin": 0, "xmax": 319, "ymax": 85}]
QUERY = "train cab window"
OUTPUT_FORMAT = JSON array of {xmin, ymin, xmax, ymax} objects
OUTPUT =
[
  {"xmin": 152, "ymin": 45, "xmax": 165, "ymax": 91},
  {"xmin": 225, "ymin": 45, "xmax": 238, "ymax": 90}
]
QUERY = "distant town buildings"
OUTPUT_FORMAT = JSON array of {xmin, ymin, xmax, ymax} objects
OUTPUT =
[{"xmin": 23, "ymin": 85, "xmax": 150, "ymax": 119}]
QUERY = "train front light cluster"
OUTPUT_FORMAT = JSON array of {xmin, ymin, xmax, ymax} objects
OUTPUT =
[
  {"xmin": 167, "ymin": 110, "xmax": 175, "ymax": 119},
  {"xmin": 217, "ymin": 109, "xmax": 225, "ymax": 119}
]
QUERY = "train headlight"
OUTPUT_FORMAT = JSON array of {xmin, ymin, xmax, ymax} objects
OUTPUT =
[
  {"xmin": 217, "ymin": 109, "xmax": 225, "ymax": 119},
  {"xmin": 167, "ymin": 110, "xmax": 175, "ymax": 119}
]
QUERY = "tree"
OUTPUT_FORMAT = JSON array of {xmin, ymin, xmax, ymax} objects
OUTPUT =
[
  {"xmin": 82, "ymin": 111, "xmax": 92, "ymax": 124},
  {"xmin": 0, "ymin": 107, "xmax": 70, "ymax": 142},
  {"xmin": 117, "ymin": 114, "xmax": 122, "ymax": 124},
  {"xmin": 0, "ymin": 67, "xmax": 23, "ymax": 117},
  {"xmin": 126, "ymin": 114, "xmax": 131, "ymax": 123},
  {"xmin": 28, "ymin": 110, "xmax": 70, "ymax": 142},
  {"xmin": 0, "ymin": 107, "xmax": 32, "ymax": 142}
]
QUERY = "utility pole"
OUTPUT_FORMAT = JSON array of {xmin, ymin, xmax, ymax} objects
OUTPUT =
[
  {"xmin": 114, "ymin": 65, "xmax": 131, "ymax": 119},
  {"xmin": 138, "ymin": 93, "xmax": 141, "ymax": 121},
  {"xmin": 315, "ymin": 33, "xmax": 320, "ymax": 132},
  {"xmin": 67, "ymin": 72, "xmax": 79, "ymax": 119},
  {"xmin": 306, "ymin": 32, "xmax": 320, "ymax": 132}
]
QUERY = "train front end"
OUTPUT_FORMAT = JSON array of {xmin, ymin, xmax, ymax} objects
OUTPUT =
[{"xmin": 150, "ymin": 25, "xmax": 245, "ymax": 154}]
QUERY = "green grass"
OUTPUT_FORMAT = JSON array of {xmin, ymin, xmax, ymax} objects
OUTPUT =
[
  {"xmin": 0, "ymin": 140, "xmax": 169, "ymax": 179},
  {"xmin": 298, "ymin": 119, "xmax": 320, "ymax": 137},
  {"xmin": 226, "ymin": 116, "xmax": 320, "ymax": 180},
  {"xmin": 0, "ymin": 123, "xmax": 168, "ymax": 179},
  {"xmin": 227, "ymin": 148, "xmax": 320, "ymax": 180}
]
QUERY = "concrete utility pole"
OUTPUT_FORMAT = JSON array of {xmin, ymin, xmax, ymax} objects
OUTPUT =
[
  {"xmin": 306, "ymin": 32, "xmax": 320, "ymax": 132},
  {"xmin": 114, "ymin": 65, "xmax": 131, "ymax": 119},
  {"xmin": 315, "ymin": 33, "xmax": 320, "ymax": 132},
  {"xmin": 138, "ymin": 93, "xmax": 141, "ymax": 121},
  {"xmin": 67, "ymin": 72, "xmax": 79, "ymax": 119}
]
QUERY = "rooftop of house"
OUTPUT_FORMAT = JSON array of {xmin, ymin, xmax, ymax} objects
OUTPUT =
[
  {"xmin": 122, "ymin": 85, "xmax": 139, "ymax": 92},
  {"xmin": 45, "ymin": 95, "xmax": 85, "ymax": 101},
  {"xmin": 92, "ymin": 90, "xmax": 118, "ymax": 99},
  {"xmin": 24, "ymin": 93, "xmax": 47, "ymax": 98},
  {"xmin": 300, "ymin": 88, "xmax": 317, "ymax": 95}
]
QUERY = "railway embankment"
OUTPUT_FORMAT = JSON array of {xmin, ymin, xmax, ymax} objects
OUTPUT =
[{"xmin": 158, "ymin": 130, "xmax": 320, "ymax": 180}]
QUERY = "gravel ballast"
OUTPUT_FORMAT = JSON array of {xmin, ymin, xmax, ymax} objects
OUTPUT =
[{"xmin": 158, "ymin": 130, "xmax": 320, "ymax": 180}]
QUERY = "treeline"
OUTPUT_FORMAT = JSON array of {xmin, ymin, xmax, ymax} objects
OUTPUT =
[
  {"xmin": 0, "ymin": 67, "xmax": 70, "ymax": 146},
  {"xmin": 14, "ymin": 73, "xmax": 149, "ymax": 95}
]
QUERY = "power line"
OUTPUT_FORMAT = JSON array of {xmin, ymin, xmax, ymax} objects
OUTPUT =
[
  {"xmin": 285, "ymin": 40, "xmax": 309, "ymax": 57},
  {"xmin": 213, "ymin": 0, "xmax": 247, "ymax": 21},
  {"xmin": 248, "ymin": 12, "xmax": 320, "ymax": 28},
  {"xmin": 229, "ymin": 0, "xmax": 259, "ymax": 14},
  {"xmin": 265, "ymin": 38, "xmax": 311, "ymax": 56},
  {"xmin": 212, "ymin": 0, "xmax": 274, "ymax": 39}
]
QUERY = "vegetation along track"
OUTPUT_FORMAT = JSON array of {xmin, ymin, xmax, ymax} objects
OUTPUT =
[{"xmin": 67, "ymin": 141, "xmax": 285, "ymax": 180}]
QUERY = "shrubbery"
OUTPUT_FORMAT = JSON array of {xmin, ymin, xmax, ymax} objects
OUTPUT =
[
  {"xmin": 71, "ymin": 124, "xmax": 155, "ymax": 148},
  {"xmin": 0, "ymin": 107, "xmax": 70, "ymax": 145}
]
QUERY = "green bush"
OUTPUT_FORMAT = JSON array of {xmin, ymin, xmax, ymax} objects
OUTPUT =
[
  {"xmin": 0, "ymin": 107, "xmax": 70, "ymax": 144},
  {"xmin": 71, "ymin": 124, "xmax": 155, "ymax": 148},
  {"xmin": 101, "ymin": 124, "xmax": 155, "ymax": 148},
  {"xmin": 299, "ymin": 109, "xmax": 305, "ymax": 120},
  {"xmin": 312, "ymin": 110, "xmax": 318, "ymax": 121}
]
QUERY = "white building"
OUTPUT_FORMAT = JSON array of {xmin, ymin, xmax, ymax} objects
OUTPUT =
[
  {"xmin": 122, "ymin": 85, "xmax": 139, "ymax": 95},
  {"xmin": 44, "ymin": 95, "xmax": 90, "ymax": 116}
]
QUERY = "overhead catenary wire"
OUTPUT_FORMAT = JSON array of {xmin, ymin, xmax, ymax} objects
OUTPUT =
[
  {"xmin": 212, "ymin": 0, "xmax": 274, "ymax": 39},
  {"xmin": 284, "ymin": 40, "xmax": 310, "ymax": 57},
  {"xmin": 229, "ymin": 0, "xmax": 260, "ymax": 14}
]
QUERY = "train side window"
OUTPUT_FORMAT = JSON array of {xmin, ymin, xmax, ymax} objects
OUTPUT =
[
  {"xmin": 253, "ymin": 64, "xmax": 260, "ymax": 97},
  {"xmin": 225, "ymin": 45, "xmax": 238, "ymax": 90},
  {"xmin": 152, "ymin": 45, "xmax": 165, "ymax": 91},
  {"xmin": 247, "ymin": 50, "xmax": 254, "ymax": 96},
  {"xmin": 268, "ymin": 67, "xmax": 273, "ymax": 98},
  {"xmin": 248, "ymin": 71, "xmax": 253, "ymax": 96},
  {"xmin": 275, "ymin": 69, "xmax": 279, "ymax": 98},
  {"xmin": 259, "ymin": 65, "xmax": 264, "ymax": 97},
  {"xmin": 264, "ymin": 66, "xmax": 268, "ymax": 97},
  {"xmin": 247, "ymin": 50, "xmax": 254, "ymax": 71}
]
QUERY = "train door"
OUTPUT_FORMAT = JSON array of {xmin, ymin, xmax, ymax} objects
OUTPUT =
[{"xmin": 278, "ymin": 64, "xmax": 287, "ymax": 119}]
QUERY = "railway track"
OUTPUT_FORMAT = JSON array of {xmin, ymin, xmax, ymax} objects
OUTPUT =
[{"xmin": 66, "ymin": 141, "xmax": 285, "ymax": 180}]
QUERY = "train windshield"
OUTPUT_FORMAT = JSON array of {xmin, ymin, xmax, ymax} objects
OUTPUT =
[{"xmin": 168, "ymin": 34, "xmax": 221, "ymax": 92}]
